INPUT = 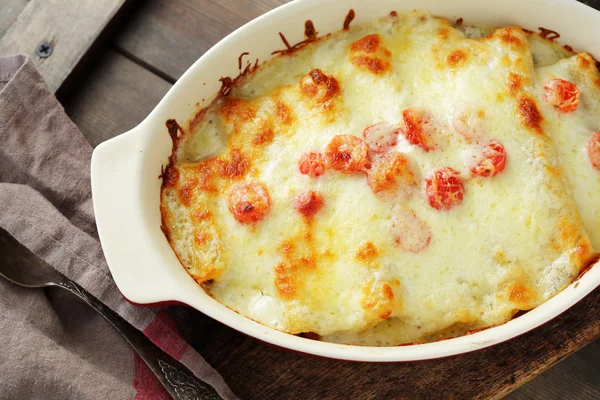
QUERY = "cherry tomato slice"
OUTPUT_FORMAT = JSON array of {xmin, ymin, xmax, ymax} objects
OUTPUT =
[
  {"xmin": 299, "ymin": 152, "xmax": 326, "ymax": 178},
  {"xmin": 367, "ymin": 152, "xmax": 416, "ymax": 196},
  {"xmin": 450, "ymin": 107, "xmax": 485, "ymax": 141},
  {"xmin": 325, "ymin": 135, "xmax": 370, "ymax": 173},
  {"xmin": 228, "ymin": 182, "xmax": 271, "ymax": 224},
  {"xmin": 470, "ymin": 140, "xmax": 507, "ymax": 177},
  {"xmin": 363, "ymin": 122, "xmax": 400, "ymax": 153},
  {"xmin": 391, "ymin": 209, "xmax": 432, "ymax": 253},
  {"xmin": 425, "ymin": 167, "xmax": 465, "ymax": 211},
  {"xmin": 402, "ymin": 108, "xmax": 437, "ymax": 151},
  {"xmin": 588, "ymin": 131, "xmax": 600, "ymax": 171},
  {"xmin": 543, "ymin": 78, "xmax": 580, "ymax": 113}
]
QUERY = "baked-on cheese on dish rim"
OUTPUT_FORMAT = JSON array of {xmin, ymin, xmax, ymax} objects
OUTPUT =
[{"xmin": 159, "ymin": 10, "xmax": 598, "ymax": 346}]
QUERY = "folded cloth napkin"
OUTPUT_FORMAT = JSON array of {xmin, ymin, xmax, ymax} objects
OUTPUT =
[{"xmin": 0, "ymin": 54, "xmax": 237, "ymax": 400}]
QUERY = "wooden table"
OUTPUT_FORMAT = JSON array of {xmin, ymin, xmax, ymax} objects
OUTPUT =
[{"xmin": 2, "ymin": 1, "xmax": 599, "ymax": 399}]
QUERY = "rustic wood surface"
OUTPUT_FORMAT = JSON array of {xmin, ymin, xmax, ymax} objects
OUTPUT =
[
  {"xmin": 0, "ymin": 0, "xmax": 27, "ymax": 38},
  {"xmin": 0, "ymin": 0, "xmax": 135, "ymax": 93},
  {"xmin": 3, "ymin": 0, "xmax": 599, "ymax": 398}
]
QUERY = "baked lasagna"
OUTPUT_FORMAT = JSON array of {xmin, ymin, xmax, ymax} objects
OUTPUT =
[{"xmin": 160, "ymin": 10, "xmax": 599, "ymax": 345}]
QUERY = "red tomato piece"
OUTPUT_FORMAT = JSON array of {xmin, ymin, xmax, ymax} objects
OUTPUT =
[
  {"xmin": 588, "ymin": 131, "xmax": 600, "ymax": 171},
  {"xmin": 228, "ymin": 182, "xmax": 271, "ymax": 224},
  {"xmin": 363, "ymin": 122, "xmax": 400, "ymax": 153},
  {"xmin": 367, "ymin": 152, "xmax": 416, "ymax": 196},
  {"xmin": 543, "ymin": 78, "xmax": 580, "ymax": 113},
  {"xmin": 299, "ymin": 152, "xmax": 326, "ymax": 177},
  {"xmin": 391, "ymin": 209, "xmax": 432, "ymax": 253},
  {"xmin": 402, "ymin": 108, "xmax": 437, "ymax": 151},
  {"xmin": 325, "ymin": 134, "xmax": 370, "ymax": 173},
  {"xmin": 294, "ymin": 190, "xmax": 325, "ymax": 218},
  {"xmin": 470, "ymin": 140, "xmax": 507, "ymax": 177},
  {"xmin": 425, "ymin": 167, "xmax": 465, "ymax": 211}
]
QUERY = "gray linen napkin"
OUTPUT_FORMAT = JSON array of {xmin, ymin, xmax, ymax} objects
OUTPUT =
[{"xmin": 0, "ymin": 54, "xmax": 237, "ymax": 400}]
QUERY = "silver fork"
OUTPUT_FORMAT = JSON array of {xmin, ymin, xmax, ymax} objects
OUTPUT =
[{"xmin": 0, "ymin": 226, "xmax": 223, "ymax": 400}]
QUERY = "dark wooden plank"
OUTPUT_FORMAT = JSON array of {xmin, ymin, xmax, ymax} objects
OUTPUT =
[
  {"xmin": 506, "ymin": 341, "xmax": 600, "ymax": 400},
  {"xmin": 115, "ymin": 0, "xmax": 600, "ymax": 83},
  {"xmin": 167, "ymin": 287, "xmax": 599, "ymax": 400},
  {"xmin": 0, "ymin": 0, "xmax": 134, "ymax": 93},
  {"xmin": 115, "ymin": 0, "xmax": 291, "ymax": 82},
  {"xmin": 581, "ymin": 0, "xmax": 600, "ymax": 10},
  {"xmin": 0, "ymin": 0, "xmax": 28, "ymax": 38},
  {"xmin": 64, "ymin": 51, "xmax": 171, "ymax": 147}
]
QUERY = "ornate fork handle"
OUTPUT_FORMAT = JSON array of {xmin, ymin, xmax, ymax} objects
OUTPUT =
[{"xmin": 55, "ymin": 280, "xmax": 223, "ymax": 400}]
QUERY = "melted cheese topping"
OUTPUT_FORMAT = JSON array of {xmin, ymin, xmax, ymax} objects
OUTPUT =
[
  {"xmin": 534, "ymin": 53, "xmax": 600, "ymax": 249},
  {"xmin": 161, "ymin": 10, "xmax": 596, "ymax": 345}
]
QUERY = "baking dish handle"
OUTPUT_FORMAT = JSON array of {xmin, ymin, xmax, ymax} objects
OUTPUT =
[{"xmin": 91, "ymin": 125, "xmax": 191, "ymax": 304}]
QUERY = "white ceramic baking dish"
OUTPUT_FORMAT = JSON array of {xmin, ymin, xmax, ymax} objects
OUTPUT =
[{"xmin": 91, "ymin": 0, "xmax": 600, "ymax": 361}]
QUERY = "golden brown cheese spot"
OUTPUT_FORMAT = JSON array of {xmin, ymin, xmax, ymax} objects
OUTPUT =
[
  {"xmin": 545, "ymin": 165, "xmax": 559, "ymax": 176},
  {"xmin": 517, "ymin": 96, "xmax": 543, "ymax": 134},
  {"xmin": 299, "ymin": 256, "xmax": 316, "ymax": 269},
  {"xmin": 350, "ymin": 34, "xmax": 381, "ymax": 53},
  {"xmin": 360, "ymin": 279, "xmax": 399, "ymax": 323},
  {"xmin": 178, "ymin": 178, "xmax": 198, "ymax": 207},
  {"xmin": 494, "ymin": 249, "xmax": 510, "ymax": 265},
  {"xmin": 192, "ymin": 208, "xmax": 211, "ymax": 222},
  {"xmin": 277, "ymin": 240, "xmax": 317, "ymax": 270},
  {"xmin": 191, "ymin": 163, "xmax": 217, "ymax": 192},
  {"xmin": 497, "ymin": 27, "xmax": 523, "ymax": 47},
  {"xmin": 216, "ymin": 148, "xmax": 250, "ymax": 179},
  {"xmin": 572, "ymin": 240, "xmax": 593, "ymax": 269},
  {"xmin": 447, "ymin": 49, "xmax": 467, "ymax": 67},
  {"xmin": 576, "ymin": 53, "xmax": 600, "ymax": 89},
  {"xmin": 507, "ymin": 72, "xmax": 524, "ymax": 95},
  {"xmin": 162, "ymin": 165, "xmax": 180, "ymax": 188},
  {"xmin": 508, "ymin": 282, "xmax": 535, "ymax": 308},
  {"xmin": 552, "ymin": 215, "xmax": 586, "ymax": 253},
  {"xmin": 382, "ymin": 283, "xmax": 394, "ymax": 300},
  {"xmin": 299, "ymin": 69, "xmax": 340, "ymax": 103},
  {"xmin": 437, "ymin": 27, "xmax": 449, "ymax": 40},
  {"xmin": 274, "ymin": 100, "xmax": 293, "ymax": 125},
  {"xmin": 220, "ymin": 98, "xmax": 257, "ymax": 130},
  {"xmin": 252, "ymin": 126, "xmax": 274, "ymax": 146},
  {"xmin": 321, "ymin": 249, "xmax": 335, "ymax": 259},
  {"xmin": 355, "ymin": 241, "xmax": 378, "ymax": 262},
  {"xmin": 293, "ymin": 190, "xmax": 325, "ymax": 219},
  {"xmin": 194, "ymin": 229, "xmax": 211, "ymax": 246},
  {"xmin": 350, "ymin": 56, "xmax": 391, "ymax": 74},
  {"xmin": 577, "ymin": 54, "xmax": 591, "ymax": 68},
  {"xmin": 279, "ymin": 240, "xmax": 295, "ymax": 257},
  {"xmin": 274, "ymin": 236, "xmax": 317, "ymax": 299},
  {"xmin": 368, "ymin": 152, "xmax": 416, "ymax": 195},
  {"xmin": 275, "ymin": 262, "xmax": 297, "ymax": 298},
  {"xmin": 349, "ymin": 34, "xmax": 392, "ymax": 75},
  {"xmin": 194, "ymin": 266, "xmax": 218, "ymax": 284}
]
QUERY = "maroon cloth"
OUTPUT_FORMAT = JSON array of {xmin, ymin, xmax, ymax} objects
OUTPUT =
[{"xmin": 0, "ymin": 54, "xmax": 237, "ymax": 400}]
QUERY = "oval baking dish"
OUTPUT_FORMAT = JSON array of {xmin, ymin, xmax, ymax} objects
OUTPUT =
[{"xmin": 91, "ymin": 0, "xmax": 600, "ymax": 362}]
